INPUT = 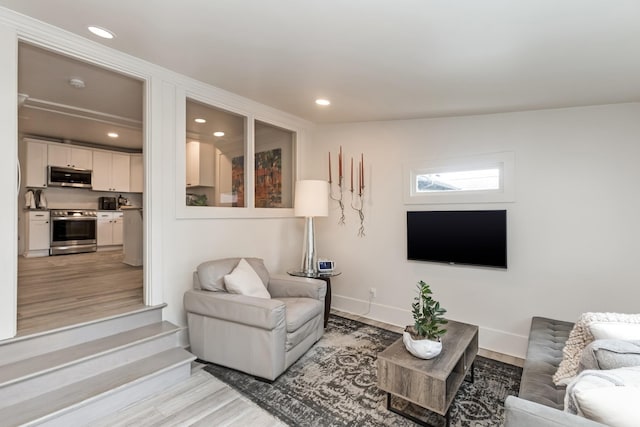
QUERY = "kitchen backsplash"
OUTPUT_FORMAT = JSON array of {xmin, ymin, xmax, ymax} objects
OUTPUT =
[{"xmin": 40, "ymin": 187, "xmax": 142, "ymax": 210}]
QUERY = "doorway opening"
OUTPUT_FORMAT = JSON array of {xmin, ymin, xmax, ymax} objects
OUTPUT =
[{"xmin": 16, "ymin": 42, "xmax": 145, "ymax": 336}]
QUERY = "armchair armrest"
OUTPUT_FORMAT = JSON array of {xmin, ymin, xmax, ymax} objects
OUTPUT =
[
  {"xmin": 184, "ymin": 289, "xmax": 286, "ymax": 330},
  {"xmin": 268, "ymin": 274, "xmax": 327, "ymax": 300},
  {"xmin": 504, "ymin": 396, "xmax": 606, "ymax": 427}
]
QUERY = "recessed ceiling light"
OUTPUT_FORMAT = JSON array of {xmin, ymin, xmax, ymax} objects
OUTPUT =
[
  {"xmin": 213, "ymin": 131, "xmax": 225, "ymax": 137},
  {"xmin": 88, "ymin": 26, "xmax": 116, "ymax": 39},
  {"xmin": 107, "ymin": 132, "xmax": 119, "ymax": 138},
  {"xmin": 315, "ymin": 99, "xmax": 331, "ymax": 106},
  {"xmin": 69, "ymin": 78, "xmax": 85, "ymax": 89},
  {"xmin": 194, "ymin": 118, "xmax": 206, "ymax": 123}
]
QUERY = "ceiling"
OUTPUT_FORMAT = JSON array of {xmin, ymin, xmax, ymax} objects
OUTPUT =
[
  {"xmin": 4, "ymin": 0, "xmax": 640, "ymax": 129},
  {"xmin": 18, "ymin": 43, "xmax": 144, "ymax": 150}
]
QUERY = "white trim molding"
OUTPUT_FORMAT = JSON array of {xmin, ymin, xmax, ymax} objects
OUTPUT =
[
  {"xmin": 0, "ymin": 23, "xmax": 18, "ymax": 340},
  {"xmin": 175, "ymin": 89, "xmax": 303, "ymax": 219}
]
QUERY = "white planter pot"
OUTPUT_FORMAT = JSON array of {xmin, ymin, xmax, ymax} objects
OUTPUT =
[{"xmin": 402, "ymin": 331, "xmax": 442, "ymax": 359}]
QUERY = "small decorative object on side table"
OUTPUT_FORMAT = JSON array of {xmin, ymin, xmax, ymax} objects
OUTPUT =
[{"xmin": 287, "ymin": 270, "xmax": 341, "ymax": 328}]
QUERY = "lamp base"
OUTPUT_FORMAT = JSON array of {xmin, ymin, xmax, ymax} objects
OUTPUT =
[{"xmin": 300, "ymin": 216, "xmax": 317, "ymax": 274}]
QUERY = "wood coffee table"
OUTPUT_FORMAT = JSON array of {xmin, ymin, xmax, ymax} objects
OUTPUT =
[{"xmin": 377, "ymin": 320, "xmax": 478, "ymax": 426}]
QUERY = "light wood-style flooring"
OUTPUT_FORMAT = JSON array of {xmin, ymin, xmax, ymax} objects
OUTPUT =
[
  {"xmin": 17, "ymin": 250, "xmax": 144, "ymax": 336},
  {"xmin": 94, "ymin": 364, "xmax": 286, "ymax": 427}
]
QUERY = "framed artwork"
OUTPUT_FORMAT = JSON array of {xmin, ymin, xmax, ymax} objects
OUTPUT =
[
  {"xmin": 231, "ymin": 155, "xmax": 245, "ymax": 207},
  {"xmin": 232, "ymin": 148, "xmax": 282, "ymax": 208}
]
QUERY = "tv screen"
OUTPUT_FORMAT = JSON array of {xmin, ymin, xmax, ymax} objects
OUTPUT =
[{"xmin": 407, "ymin": 210, "xmax": 507, "ymax": 268}]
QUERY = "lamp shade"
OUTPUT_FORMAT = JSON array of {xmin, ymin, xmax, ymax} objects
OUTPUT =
[{"xmin": 294, "ymin": 180, "xmax": 329, "ymax": 217}]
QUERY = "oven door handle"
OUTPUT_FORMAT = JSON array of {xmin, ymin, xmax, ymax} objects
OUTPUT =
[{"xmin": 51, "ymin": 217, "xmax": 97, "ymax": 221}]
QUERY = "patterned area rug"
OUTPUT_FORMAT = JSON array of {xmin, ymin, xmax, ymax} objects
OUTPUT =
[{"xmin": 203, "ymin": 315, "xmax": 522, "ymax": 426}]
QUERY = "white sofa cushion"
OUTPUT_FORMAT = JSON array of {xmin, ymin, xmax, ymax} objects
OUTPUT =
[
  {"xmin": 565, "ymin": 366, "xmax": 640, "ymax": 427},
  {"xmin": 224, "ymin": 258, "xmax": 271, "ymax": 299}
]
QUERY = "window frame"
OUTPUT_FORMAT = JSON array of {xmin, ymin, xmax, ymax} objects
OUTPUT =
[
  {"xmin": 175, "ymin": 90, "xmax": 300, "ymax": 219},
  {"xmin": 403, "ymin": 152, "xmax": 515, "ymax": 204}
]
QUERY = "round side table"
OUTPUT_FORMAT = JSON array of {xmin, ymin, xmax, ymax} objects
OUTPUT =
[{"xmin": 287, "ymin": 270, "xmax": 341, "ymax": 328}]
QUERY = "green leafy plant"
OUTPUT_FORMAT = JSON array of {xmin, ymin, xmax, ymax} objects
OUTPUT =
[{"xmin": 407, "ymin": 280, "xmax": 448, "ymax": 341}]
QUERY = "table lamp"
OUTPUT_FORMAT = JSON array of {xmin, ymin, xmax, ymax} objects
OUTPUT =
[{"xmin": 294, "ymin": 180, "xmax": 329, "ymax": 275}]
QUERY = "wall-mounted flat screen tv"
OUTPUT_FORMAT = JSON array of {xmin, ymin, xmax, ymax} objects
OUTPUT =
[{"xmin": 407, "ymin": 210, "xmax": 507, "ymax": 268}]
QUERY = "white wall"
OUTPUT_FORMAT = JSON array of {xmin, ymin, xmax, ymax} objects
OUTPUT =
[{"xmin": 309, "ymin": 103, "xmax": 640, "ymax": 358}]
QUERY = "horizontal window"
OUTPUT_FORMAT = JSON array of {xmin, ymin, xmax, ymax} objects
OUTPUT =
[
  {"xmin": 416, "ymin": 168, "xmax": 500, "ymax": 193},
  {"xmin": 404, "ymin": 152, "xmax": 515, "ymax": 204}
]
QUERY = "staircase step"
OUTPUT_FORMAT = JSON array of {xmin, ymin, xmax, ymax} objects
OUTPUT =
[
  {"xmin": 0, "ymin": 321, "xmax": 183, "ymax": 407},
  {"xmin": 0, "ymin": 347, "xmax": 196, "ymax": 427},
  {"xmin": 0, "ymin": 304, "xmax": 166, "ymax": 365}
]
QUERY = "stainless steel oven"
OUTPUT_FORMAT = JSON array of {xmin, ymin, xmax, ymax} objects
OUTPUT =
[{"xmin": 50, "ymin": 209, "xmax": 97, "ymax": 255}]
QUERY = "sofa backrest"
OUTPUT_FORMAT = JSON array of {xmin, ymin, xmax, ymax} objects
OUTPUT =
[{"xmin": 195, "ymin": 257, "xmax": 270, "ymax": 291}]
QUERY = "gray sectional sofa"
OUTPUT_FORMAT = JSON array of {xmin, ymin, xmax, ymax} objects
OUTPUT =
[{"xmin": 504, "ymin": 317, "xmax": 606, "ymax": 427}]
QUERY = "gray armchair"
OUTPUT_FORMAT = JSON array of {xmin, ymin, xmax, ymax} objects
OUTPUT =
[{"xmin": 183, "ymin": 257, "xmax": 326, "ymax": 381}]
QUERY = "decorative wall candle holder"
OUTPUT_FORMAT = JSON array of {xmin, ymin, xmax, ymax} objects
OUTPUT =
[
  {"xmin": 328, "ymin": 147, "xmax": 346, "ymax": 225},
  {"xmin": 328, "ymin": 147, "xmax": 365, "ymax": 236},
  {"xmin": 329, "ymin": 176, "xmax": 346, "ymax": 225},
  {"xmin": 350, "ymin": 190, "xmax": 365, "ymax": 237}
]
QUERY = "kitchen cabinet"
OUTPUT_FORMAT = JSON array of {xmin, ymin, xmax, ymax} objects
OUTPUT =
[
  {"xmin": 24, "ymin": 139, "xmax": 48, "ymax": 188},
  {"xmin": 97, "ymin": 211, "xmax": 124, "ymax": 247},
  {"xmin": 48, "ymin": 143, "xmax": 93, "ymax": 169},
  {"xmin": 93, "ymin": 151, "xmax": 130, "ymax": 192},
  {"xmin": 24, "ymin": 210, "xmax": 50, "ymax": 257},
  {"xmin": 130, "ymin": 154, "xmax": 143, "ymax": 193},
  {"xmin": 186, "ymin": 141, "xmax": 214, "ymax": 188}
]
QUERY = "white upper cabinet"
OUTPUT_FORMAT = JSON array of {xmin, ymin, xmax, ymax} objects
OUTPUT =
[
  {"xmin": 24, "ymin": 139, "xmax": 48, "ymax": 188},
  {"xmin": 48, "ymin": 143, "xmax": 93, "ymax": 169},
  {"xmin": 93, "ymin": 151, "xmax": 130, "ymax": 192},
  {"xmin": 129, "ymin": 154, "xmax": 143, "ymax": 193},
  {"xmin": 112, "ymin": 153, "xmax": 130, "ymax": 192},
  {"xmin": 186, "ymin": 141, "xmax": 214, "ymax": 188},
  {"xmin": 92, "ymin": 151, "xmax": 111, "ymax": 191}
]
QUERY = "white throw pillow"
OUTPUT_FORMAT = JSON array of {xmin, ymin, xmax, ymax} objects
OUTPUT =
[
  {"xmin": 565, "ymin": 366, "xmax": 640, "ymax": 427},
  {"xmin": 224, "ymin": 258, "xmax": 271, "ymax": 299},
  {"xmin": 589, "ymin": 322, "xmax": 640, "ymax": 341}
]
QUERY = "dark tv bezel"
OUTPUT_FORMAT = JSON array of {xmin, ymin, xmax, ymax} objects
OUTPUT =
[{"xmin": 406, "ymin": 210, "xmax": 507, "ymax": 269}]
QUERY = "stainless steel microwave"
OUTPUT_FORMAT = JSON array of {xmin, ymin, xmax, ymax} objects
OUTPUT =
[{"xmin": 47, "ymin": 166, "xmax": 92, "ymax": 188}]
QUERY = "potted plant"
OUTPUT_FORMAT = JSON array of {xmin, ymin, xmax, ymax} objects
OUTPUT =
[{"xmin": 403, "ymin": 280, "xmax": 448, "ymax": 359}]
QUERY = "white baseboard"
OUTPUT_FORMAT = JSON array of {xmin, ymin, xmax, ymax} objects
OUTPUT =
[
  {"xmin": 331, "ymin": 294, "xmax": 529, "ymax": 359},
  {"xmin": 331, "ymin": 294, "xmax": 409, "ymax": 327}
]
